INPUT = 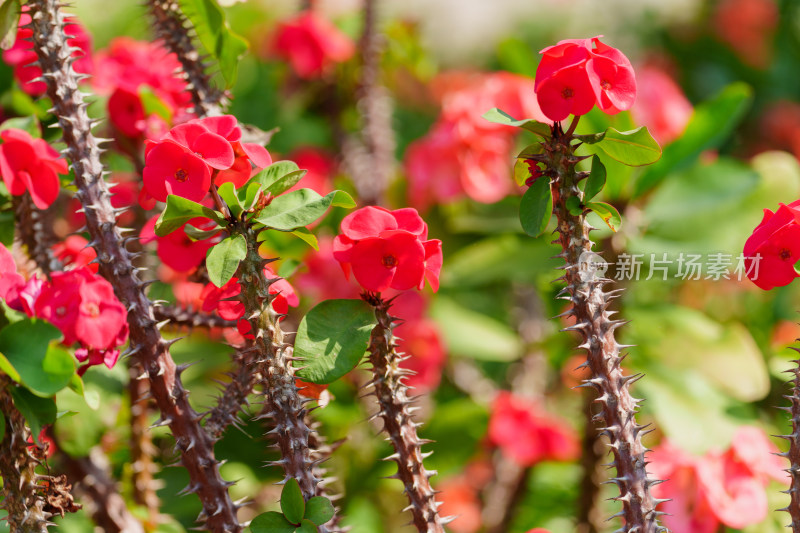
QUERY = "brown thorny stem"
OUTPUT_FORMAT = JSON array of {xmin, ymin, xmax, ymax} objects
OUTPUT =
[
  {"xmin": 779, "ymin": 352, "xmax": 800, "ymax": 530},
  {"xmin": 530, "ymin": 123, "xmax": 667, "ymax": 532},
  {"xmin": 12, "ymin": 195, "xmax": 61, "ymax": 275},
  {"xmin": 147, "ymin": 0, "xmax": 226, "ymax": 117},
  {"xmin": 27, "ymin": 1, "xmax": 243, "ymax": 531},
  {"xmin": 364, "ymin": 295, "xmax": 447, "ymax": 533}
]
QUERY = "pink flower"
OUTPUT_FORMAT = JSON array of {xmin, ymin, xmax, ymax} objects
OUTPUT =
[
  {"xmin": 534, "ymin": 36, "xmax": 636, "ymax": 122},
  {"xmin": 333, "ymin": 206, "xmax": 442, "ymax": 293},
  {"xmin": 487, "ymin": 391, "xmax": 579, "ymax": 466},
  {"xmin": 742, "ymin": 199, "xmax": 800, "ymax": 290},
  {"xmin": 0, "ymin": 243, "xmax": 25, "ymax": 308},
  {"xmin": 631, "ymin": 66, "xmax": 693, "ymax": 145},
  {"xmin": 0, "ymin": 129, "xmax": 69, "ymax": 209},
  {"xmin": 270, "ymin": 11, "xmax": 355, "ymax": 79},
  {"xmin": 3, "ymin": 13, "xmax": 93, "ymax": 96}
]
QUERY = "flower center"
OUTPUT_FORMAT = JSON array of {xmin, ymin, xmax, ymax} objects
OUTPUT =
[
  {"xmin": 84, "ymin": 302, "xmax": 100, "ymax": 317},
  {"xmin": 561, "ymin": 87, "xmax": 574, "ymax": 99},
  {"xmin": 780, "ymin": 248, "xmax": 792, "ymax": 261},
  {"xmin": 601, "ymin": 79, "xmax": 611, "ymax": 90},
  {"xmin": 56, "ymin": 306, "xmax": 67, "ymax": 317},
  {"xmin": 174, "ymin": 168, "xmax": 188, "ymax": 182},
  {"xmin": 382, "ymin": 254, "xmax": 397, "ymax": 268}
]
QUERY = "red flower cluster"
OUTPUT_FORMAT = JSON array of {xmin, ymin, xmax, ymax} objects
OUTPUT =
[
  {"xmin": 743, "ymin": 199, "xmax": 800, "ymax": 290},
  {"xmin": 92, "ymin": 37, "xmax": 192, "ymax": 138},
  {"xmin": 142, "ymin": 115, "xmax": 272, "ymax": 203},
  {"xmin": 534, "ymin": 36, "xmax": 636, "ymax": 122},
  {"xmin": 2, "ymin": 12, "xmax": 93, "ymax": 96},
  {"xmin": 630, "ymin": 65, "xmax": 693, "ymax": 145},
  {"xmin": 405, "ymin": 72, "xmax": 549, "ymax": 209},
  {"xmin": 487, "ymin": 391, "xmax": 579, "ymax": 466},
  {"xmin": 650, "ymin": 427, "xmax": 787, "ymax": 533},
  {"xmin": 0, "ymin": 244, "xmax": 128, "ymax": 374},
  {"xmin": 269, "ymin": 11, "xmax": 355, "ymax": 79},
  {"xmin": 333, "ymin": 206, "xmax": 442, "ymax": 293},
  {"xmin": 0, "ymin": 129, "xmax": 69, "ymax": 209}
]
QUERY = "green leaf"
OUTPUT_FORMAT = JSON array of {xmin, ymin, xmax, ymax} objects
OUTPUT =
[
  {"xmin": 217, "ymin": 182, "xmax": 244, "ymax": 218},
  {"xmin": 10, "ymin": 386, "xmax": 56, "ymax": 441},
  {"xmin": 155, "ymin": 194, "xmax": 226, "ymax": 236},
  {"xmin": 290, "ymin": 228, "xmax": 319, "ymax": 250},
  {"xmin": 67, "ymin": 374, "xmax": 100, "ymax": 410},
  {"xmin": 583, "ymin": 155, "xmax": 606, "ymax": 201},
  {"xmin": 293, "ymin": 299, "xmax": 377, "ymax": 384},
  {"xmin": 295, "ymin": 520, "xmax": 318, "ymax": 533},
  {"xmin": 139, "ymin": 86, "xmax": 173, "ymax": 123},
  {"xmin": 518, "ymin": 177, "xmax": 552, "ymax": 237},
  {"xmin": 634, "ymin": 82, "xmax": 753, "ymax": 196},
  {"xmin": 482, "ymin": 107, "xmax": 551, "ymax": 138},
  {"xmin": 254, "ymin": 189, "xmax": 354, "ymax": 231},
  {"xmin": 265, "ymin": 170, "xmax": 308, "ymax": 197},
  {"xmin": 516, "ymin": 143, "xmax": 544, "ymax": 159},
  {"xmin": 0, "ymin": 319, "xmax": 74, "ymax": 396},
  {"xmin": 183, "ymin": 223, "xmax": 222, "ymax": 241},
  {"xmin": 252, "ymin": 161, "xmax": 302, "ymax": 190},
  {"xmin": 513, "ymin": 159, "xmax": 530, "ymax": 187},
  {"xmin": 585, "ymin": 201, "xmax": 621, "ymax": 232},
  {"xmin": 565, "ymin": 195, "xmax": 583, "ymax": 216},
  {"xmin": 249, "ymin": 511, "xmax": 297, "ymax": 533},
  {"xmin": 304, "ymin": 497, "xmax": 335, "ymax": 525},
  {"xmin": 0, "ymin": 115, "xmax": 39, "ymax": 138},
  {"xmin": 240, "ymin": 181, "xmax": 264, "ymax": 211},
  {"xmin": 0, "ymin": 0, "xmax": 20, "ymax": 50},
  {"xmin": 177, "ymin": 0, "xmax": 249, "ymax": 88},
  {"xmin": 576, "ymin": 126, "xmax": 661, "ymax": 167},
  {"xmin": 281, "ymin": 479, "xmax": 305, "ymax": 525},
  {"xmin": 206, "ymin": 234, "xmax": 246, "ymax": 287},
  {"xmin": 430, "ymin": 297, "xmax": 522, "ymax": 362}
]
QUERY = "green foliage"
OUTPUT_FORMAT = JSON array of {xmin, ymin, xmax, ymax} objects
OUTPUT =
[
  {"xmin": 583, "ymin": 155, "xmax": 606, "ymax": 201},
  {"xmin": 576, "ymin": 126, "xmax": 661, "ymax": 167},
  {"xmin": 0, "ymin": 319, "xmax": 74, "ymax": 396},
  {"xmin": 634, "ymin": 82, "xmax": 753, "ymax": 196},
  {"xmin": 304, "ymin": 497, "xmax": 335, "ymax": 525},
  {"xmin": 482, "ymin": 107, "xmax": 551, "ymax": 138},
  {"xmin": 9, "ymin": 386, "xmax": 56, "ymax": 442},
  {"xmin": 155, "ymin": 194, "xmax": 226, "ymax": 236},
  {"xmin": 178, "ymin": 0, "xmax": 249, "ymax": 87},
  {"xmin": 206, "ymin": 234, "xmax": 246, "ymax": 287},
  {"xmin": 0, "ymin": 114, "xmax": 39, "ymax": 137},
  {"xmin": 250, "ymin": 480, "xmax": 335, "ymax": 532},
  {"xmin": 585, "ymin": 201, "xmax": 621, "ymax": 232},
  {"xmin": 0, "ymin": 0, "xmax": 20, "ymax": 51},
  {"xmin": 518, "ymin": 177, "xmax": 552, "ymax": 237},
  {"xmin": 252, "ymin": 161, "xmax": 308, "ymax": 196},
  {"xmin": 254, "ymin": 189, "xmax": 355, "ymax": 231},
  {"xmin": 280, "ymin": 479, "xmax": 305, "ymax": 525},
  {"xmin": 293, "ymin": 299, "xmax": 376, "ymax": 384}
]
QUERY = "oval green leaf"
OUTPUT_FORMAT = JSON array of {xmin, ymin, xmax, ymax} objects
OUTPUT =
[
  {"xmin": 583, "ymin": 155, "xmax": 606, "ymax": 201},
  {"xmin": 0, "ymin": 319, "xmax": 74, "ymax": 396},
  {"xmin": 296, "ymin": 520, "xmax": 318, "ymax": 533},
  {"xmin": 304, "ymin": 496, "xmax": 335, "ymax": 525},
  {"xmin": 155, "ymin": 195, "xmax": 226, "ymax": 236},
  {"xmin": 0, "ymin": 0, "xmax": 21, "ymax": 50},
  {"xmin": 293, "ymin": 299, "xmax": 377, "ymax": 384},
  {"xmin": 252, "ymin": 161, "xmax": 302, "ymax": 190},
  {"xmin": 249, "ymin": 511, "xmax": 297, "ymax": 533},
  {"xmin": 482, "ymin": 107, "xmax": 551, "ymax": 138},
  {"xmin": 586, "ymin": 201, "xmax": 622, "ymax": 232},
  {"xmin": 217, "ymin": 182, "xmax": 244, "ymax": 218},
  {"xmin": 519, "ymin": 177, "xmax": 552, "ymax": 237},
  {"xmin": 206, "ymin": 234, "xmax": 247, "ymax": 288},
  {"xmin": 255, "ymin": 189, "xmax": 354, "ymax": 231},
  {"xmin": 10, "ymin": 386, "xmax": 56, "ymax": 442},
  {"xmin": 578, "ymin": 126, "xmax": 661, "ymax": 167},
  {"xmin": 281, "ymin": 479, "xmax": 305, "ymax": 525}
]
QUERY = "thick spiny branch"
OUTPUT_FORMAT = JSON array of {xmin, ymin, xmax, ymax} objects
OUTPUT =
[
  {"xmin": 779, "ymin": 353, "xmax": 800, "ymax": 531},
  {"xmin": 13, "ymin": 195, "xmax": 62, "ymax": 275},
  {"xmin": 154, "ymin": 304, "xmax": 238, "ymax": 331},
  {"xmin": 27, "ymin": 2, "xmax": 241, "ymax": 530}
]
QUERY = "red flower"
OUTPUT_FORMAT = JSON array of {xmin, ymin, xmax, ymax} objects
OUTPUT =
[
  {"xmin": 140, "ymin": 216, "xmax": 217, "ymax": 273},
  {"xmin": 0, "ymin": 129, "xmax": 69, "ymax": 209},
  {"xmin": 3, "ymin": 13, "xmax": 93, "ymax": 96},
  {"xmin": 142, "ymin": 141, "xmax": 211, "ymax": 202},
  {"xmin": 52, "ymin": 235, "xmax": 98, "ymax": 273},
  {"xmin": 201, "ymin": 267, "xmax": 298, "ymax": 321},
  {"xmin": 286, "ymin": 147, "xmax": 335, "ymax": 195},
  {"xmin": 0, "ymin": 243, "xmax": 26, "ymax": 308},
  {"xmin": 742, "ymin": 199, "xmax": 800, "ymax": 290},
  {"xmin": 333, "ymin": 207, "xmax": 441, "ymax": 293},
  {"xmin": 395, "ymin": 319, "xmax": 446, "ymax": 392},
  {"xmin": 34, "ymin": 268, "xmax": 128, "ymax": 368},
  {"xmin": 631, "ymin": 65, "xmax": 693, "ymax": 145},
  {"xmin": 487, "ymin": 391, "xmax": 579, "ymax": 466},
  {"xmin": 296, "ymin": 237, "xmax": 362, "ymax": 301},
  {"xmin": 163, "ymin": 122, "xmax": 235, "ymax": 170},
  {"xmin": 534, "ymin": 36, "xmax": 636, "ymax": 122},
  {"xmin": 270, "ymin": 11, "xmax": 355, "ymax": 79}
]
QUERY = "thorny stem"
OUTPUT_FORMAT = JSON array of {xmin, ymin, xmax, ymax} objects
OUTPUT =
[
  {"xmin": 147, "ymin": 0, "xmax": 225, "ymax": 117},
  {"xmin": 234, "ymin": 222, "xmax": 323, "ymax": 502},
  {"xmin": 364, "ymin": 294, "xmax": 446, "ymax": 533},
  {"xmin": 204, "ymin": 343, "xmax": 260, "ymax": 441},
  {"xmin": 779, "ymin": 353, "xmax": 800, "ymax": 531},
  {"xmin": 12, "ymin": 195, "xmax": 61, "ymax": 275},
  {"xmin": 153, "ymin": 304, "xmax": 238, "ymax": 330},
  {"xmin": 28, "ymin": 1, "xmax": 242, "ymax": 530},
  {"xmin": 533, "ymin": 124, "xmax": 666, "ymax": 532},
  {"xmin": 577, "ymin": 388, "xmax": 604, "ymax": 533}
]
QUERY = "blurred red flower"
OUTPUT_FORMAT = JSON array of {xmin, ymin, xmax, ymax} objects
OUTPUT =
[
  {"xmin": 631, "ymin": 65, "xmax": 692, "ymax": 145},
  {"xmin": 0, "ymin": 129, "xmax": 69, "ymax": 209},
  {"xmin": 270, "ymin": 11, "xmax": 355, "ymax": 79}
]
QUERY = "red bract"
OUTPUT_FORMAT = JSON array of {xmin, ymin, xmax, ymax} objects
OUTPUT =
[
  {"xmin": 201, "ymin": 267, "xmax": 298, "ymax": 322},
  {"xmin": 742, "ymin": 199, "xmax": 800, "ymax": 290},
  {"xmin": 270, "ymin": 11, "xmax": 355, "ymax": 79},
  {"xmin": 395, "ymin": 319, "xmax": 446, "ymax": 392},
  {"xmin": 33, "ymin": 268, "xmax": 128, "ymax": 372},
  {"xmin": 650, "ymin": 427, "xmax": 787, "ymax": 532},
  {"xmin": 0, "ymin": 129, "xmax": 69, "ymax": 209},
  {"xmin": 142, "ymin": 141, "xmax": 211, "ymax": 202},
  {"xmin": 52, "ymin": 235, "xmax": 98, "ymax": 273},
  {"xmin": 631, "ymin": 65, "xmax": 693, "ymax": 145},
  {"xmin": 333, "ymin": 207, "xmax": 442, "ymax": 293},
  {"xmin": 534, "ymin": 36, "xmax": 636, "ymax": 122},
  {"xmin": 487, "ymin": 391, "xmax": 579, "ymax": 466},
  {"xmin": 3, "ymin": 13, "xmax": 92, "ymax": 96},
  {"xmin": 0, "ymin": 243, "xmax": 25, "ymax": 308},
  {"xmin": 296, "ymin": 237, "xmax": 361, "ymax": 301},
  {"xmin": 140, "ymin": 216, "xmax": 217, "ymax": 273}
]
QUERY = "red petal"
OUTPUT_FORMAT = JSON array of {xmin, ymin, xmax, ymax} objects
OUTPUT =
[
  {"xmin": 422, "ymin": 239, "xmax": 443, "ymax": 292},
  {"xmin": 240, "ymin": 142, "xmax": 272, "ymax": 168},
  {"xmin": 340, "ymin": 206, "xmax": 397, "ymax": 239},
  {"xmin": 191, "ymin": 131, "xmax": 235, "ymax": 170},
  {"xmin": 382, "ymin": 231, "xmax": 425, "ymax": 291},
  {"xmin": 350, "ymin": 237, "xmax": 395, "ymax": 292}
]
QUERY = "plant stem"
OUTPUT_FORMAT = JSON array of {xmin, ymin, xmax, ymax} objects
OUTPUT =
[
  {"xmin": 780, "ymin": 354, "xmax": 800, "ymax": 531},
  {"xmin": 533, "ymin": 125, "xmax": 665, "ymax": 532},
  {"xmin": 12, "ymin": 195, "xmax": 61, "ymax": 275},
  {"xmin": 27, "ymin": 2, "xmax": 242, "ymax": 530},
  {"xmin": 364, "ymin": 294, "xmax": 445, "ymax": 533}
]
